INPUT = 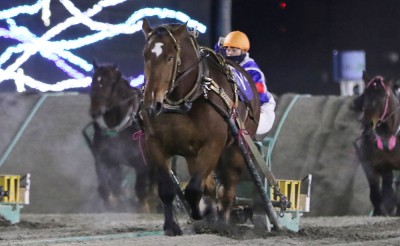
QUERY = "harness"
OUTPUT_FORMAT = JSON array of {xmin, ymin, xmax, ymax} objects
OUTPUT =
[
  {"xmin": 95, "ymin": 88, "xmax": 141, "ymax": 135},
  {"xmin": 145, "ymin": 26, "xmax": 254, "ymax": 122},
  {"xmin": 143, "ymin": 25, "xmax": 289, "ymax": 218},
  {"xmin": 95, "ymin": 105, "xmax": 136, "ymax": 135}
]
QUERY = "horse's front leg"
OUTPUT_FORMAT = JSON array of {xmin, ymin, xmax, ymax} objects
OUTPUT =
[
  {"xmin": 394, "ymin": 171, "xmax": 400, "ymax": 216},
  {"xmin": 184, "ymin": 172, "xmax": 203, "ymax": 220},
  {"xmin": 157, "ymin": 163, "xmax": 182, "ymax": 236},
  {"xmin": 381, "ymin": 169, "xmax": 396, "ymax": 215},
  {"xmin": 94, "ymin": 157, "xmax": 118, "ymax": 209},
  {"xmin": 134, "ymin": 165, "xmax": 151, "ymax": 213},
  {"xmin": 146, "ymin": 145, "xmax": 181, "ymax": 236},
  {"xmin": 361, "ymin": 160, "xmax": 383, "ymax": 215}
]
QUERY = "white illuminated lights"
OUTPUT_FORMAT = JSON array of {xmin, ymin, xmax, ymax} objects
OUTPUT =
[{"xmin": 0, "ymin": 0, "xmax": 207, "ymax": 92}]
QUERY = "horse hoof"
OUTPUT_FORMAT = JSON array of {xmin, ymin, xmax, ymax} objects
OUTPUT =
[
  {"xmin": 164, "ymin": 221, "xmax": 183, "ymax": 236},
  {"xmin": 137, "ymin": 203, "xmax": 151, "ymax": 214},
  {"xmin": 373, "ymin": 209, "xmax": 382, "ymax": 216},
  {"xmin": 191, "ymin": 211, "xmax": 203, "ymax": 220},
  {"xmin": 164, "ymin": 227, "xmax": 183, "ymax": 236},
  {"xmin": 190, "ymin": 205, "xmax": 203, "ymax": 220},
  {"xmin": 200, "ymin": 197, "xmax": 217, "ymax": 221}
]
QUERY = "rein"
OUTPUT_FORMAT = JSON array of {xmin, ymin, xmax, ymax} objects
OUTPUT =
[
  {"xmin": 166, "ymin": 49, "xmax": 207, "ymax": 95},
  {"xmin": 104, "ymin": 92, "xmax": 139, "ymax": 113},
  {"xmin": 164, "ymin": 47, "xmax": 206, "ymax": 106},
  {"xmin": 377, "ymin": 106, "xmax": 400, "ymax": 127}
]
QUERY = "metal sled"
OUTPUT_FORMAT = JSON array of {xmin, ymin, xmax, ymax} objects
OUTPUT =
[{"xmin": 0, "ymin": 173, "xmax": 31, "ymax": 224}]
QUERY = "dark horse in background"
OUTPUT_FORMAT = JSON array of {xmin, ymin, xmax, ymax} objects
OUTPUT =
[
  {"xmin": 141, "ymin": 19, "xmax": 260, "ymax": 235},
  {"xmin": 356, "ymin": 71, "xmax": 400, "ymax": 216},
  {"xmin": 86, "ymin": 62, "xmax": 155, "ymax": 212}
]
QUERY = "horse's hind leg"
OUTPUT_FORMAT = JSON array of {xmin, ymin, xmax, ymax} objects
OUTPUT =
[
  {"xmin": 202, "ymin": 173, "xmax": 218, "ymax": 220},
  {"xmin": 217, "ymin": 146, "xmax": 243, "ymax": 223}
]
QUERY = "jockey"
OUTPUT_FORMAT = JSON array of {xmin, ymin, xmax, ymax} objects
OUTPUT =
[{"xmin": 216, "ymin": 31, "xmax": 276, "ymax": 135}]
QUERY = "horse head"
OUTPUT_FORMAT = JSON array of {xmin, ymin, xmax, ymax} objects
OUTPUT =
[
  {"xmin": 141, "ymin": 19, "xmax": 196, "ymax": 116},
  {"xmin": 90, "ymin": 63, "xmax": 123, "ymax": 119},
  {"xmin": 362, "ymin": 71, "xmax": 397, "ymax": 129},
  {"xmin": 90, "ymin": 63, "xmax": 141, "ymax": 130}
]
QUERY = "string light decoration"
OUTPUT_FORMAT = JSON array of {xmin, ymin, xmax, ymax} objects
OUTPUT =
[{"xmin": 0, "ymin": 0, "xmax": 207, "ymax": 92}]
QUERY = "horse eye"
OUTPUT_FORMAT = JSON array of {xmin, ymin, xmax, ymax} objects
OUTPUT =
[{"xmin": 168, "ymin": 56, "xmax": 174, "ymax": 62}]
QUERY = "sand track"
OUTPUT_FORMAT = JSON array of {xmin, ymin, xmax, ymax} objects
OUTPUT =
[{"xmin": 1, "ymin": 213, "xmax": 400, "ymax": 245}]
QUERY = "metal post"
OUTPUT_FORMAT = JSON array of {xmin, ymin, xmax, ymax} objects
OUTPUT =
[
  {"xmin": 212, "ymin": 0, "xmax": 232, "ymax": 43},
  {"xmin": 217, "ymin": 0, "xmax": 232, "ymax": 36}
]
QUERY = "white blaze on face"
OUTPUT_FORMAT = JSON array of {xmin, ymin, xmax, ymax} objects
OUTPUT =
[{"xmin": 151, "ymin": 42, "xmax": 164, "ymax": 57}]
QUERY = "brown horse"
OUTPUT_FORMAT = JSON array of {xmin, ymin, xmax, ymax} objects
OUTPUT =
[
  {"xmin": 357, "ymin": 71, "xmax": 400, "ymax": 216},
  {"xmin": 88, "ymin": 63, "xmax": 155, "ymax": 212},
  {"xmin": 141, "ymin": 19, "xmax": 260, "ymax": 236}
]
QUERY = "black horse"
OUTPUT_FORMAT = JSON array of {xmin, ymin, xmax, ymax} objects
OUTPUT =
[
  {"xmin": 86, "ymin": 62, "xmax": 155, "ymax": 212},
  {"xmin": 356, "ymin": 71, "xmax": 400, "ymax": 216}
]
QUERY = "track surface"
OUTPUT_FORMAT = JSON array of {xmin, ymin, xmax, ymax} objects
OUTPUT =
[{"xmin": 1, "ymin": 213, "xmax": 400, "ymax": 245}]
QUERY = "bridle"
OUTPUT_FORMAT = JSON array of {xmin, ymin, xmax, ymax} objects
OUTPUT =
[
  {"xmin": 365, "ymin": 76, "xmax": 391, "ymax": 126},
  {"xmin": 92, "ymin": 71, "xmax": 140, "ymax": 132},
  {"xmin": 144, "ymin": 26, "xmax": 204, "ymax": 106},
  {"xmin": 145, "ymin": 26, "xmax": 182, "ymax": 95}
]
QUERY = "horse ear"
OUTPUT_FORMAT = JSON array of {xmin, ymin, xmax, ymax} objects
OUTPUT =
[
  {"xmin": 362, "ymin": 70, "xmax": 370, "ymax": 84},
  {"xmin": 172, "ymin": 22, "xmax": 188, "ymax": 37},
  {"xmin": 93, "ymin": 60, "xmax": 98, "ymax": 70},
  {"xmin": 142, "ymin": 18, "xmax": 153, "ymax": 38},
  {"xmin": 394, "ymin": 79, "xmax": 400, "ymax": 92},
  {"xmin": 387, "ymin": 77, "xmax": 394, "ymax": 87}
]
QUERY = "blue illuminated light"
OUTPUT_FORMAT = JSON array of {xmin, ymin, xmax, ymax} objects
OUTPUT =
[{"xmin": 0, "ymin": 0, "xmax": 208, "ymax": 92}]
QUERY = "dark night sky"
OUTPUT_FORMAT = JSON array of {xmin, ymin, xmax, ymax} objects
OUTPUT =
[{"xmin": 231, "ymin": 0, "xmax": 400, "ymax": 95}]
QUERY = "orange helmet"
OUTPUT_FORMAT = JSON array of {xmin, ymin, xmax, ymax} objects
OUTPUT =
[{"xmin": 223, "ymin": 31, "xmax": 250, "ymax": 52}]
